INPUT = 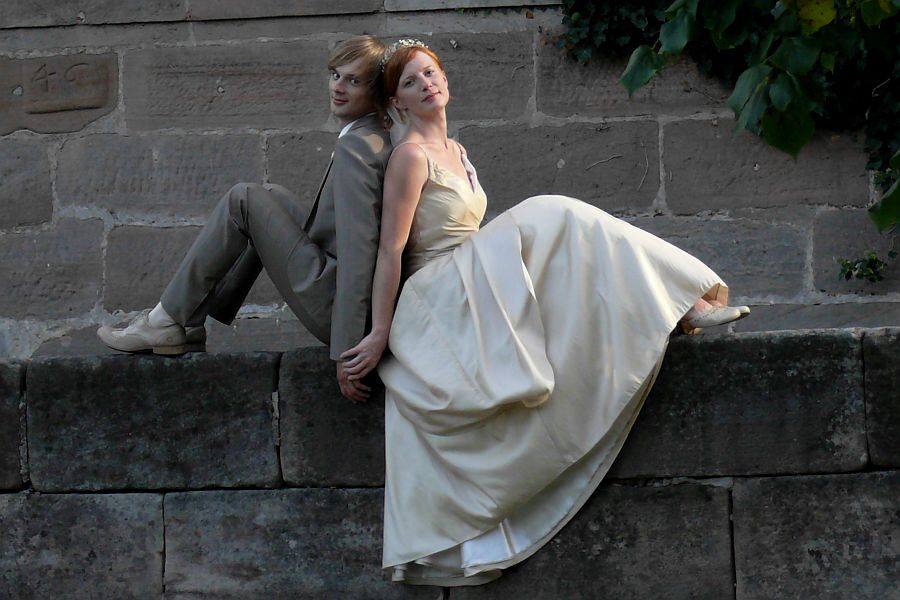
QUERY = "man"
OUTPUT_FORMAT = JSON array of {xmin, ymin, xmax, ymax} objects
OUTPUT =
[{"xmin": 98, "ymin": 35, "xmax": 391, "ymax": 403}]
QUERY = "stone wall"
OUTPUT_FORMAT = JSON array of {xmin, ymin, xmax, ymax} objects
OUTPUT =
[
  {"xmin": 1, "ymin": 329, "xmax": 898, "ymax": 597},
  {"xmin": 1, "ymin": 1, "xmax": 899, "ymax": 358}
]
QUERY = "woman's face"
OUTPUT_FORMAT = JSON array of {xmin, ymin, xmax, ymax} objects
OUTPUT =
[{"xmin": 391, "ymin": 50, "xmax": 449, "ymax": 117}]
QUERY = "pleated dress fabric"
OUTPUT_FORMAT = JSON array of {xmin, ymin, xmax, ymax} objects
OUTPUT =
[{"xmin": 378, "ymin": 147, "xmax": 727, "ymax": 586}]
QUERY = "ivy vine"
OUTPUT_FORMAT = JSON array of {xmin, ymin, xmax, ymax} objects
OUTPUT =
[{"xmin": 559, "ymin": 0, "xmax": 899, "ymax": 280}]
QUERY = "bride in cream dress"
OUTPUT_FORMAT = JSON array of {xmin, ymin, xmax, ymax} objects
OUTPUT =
[{"xmin": 340, "ymin": 40, "xmax": 749, "ymax": 587}]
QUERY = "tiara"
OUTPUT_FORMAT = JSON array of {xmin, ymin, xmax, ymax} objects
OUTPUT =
[{"xmin": 380, "ymin": 38, "xmax": 429, "ymax": 71}]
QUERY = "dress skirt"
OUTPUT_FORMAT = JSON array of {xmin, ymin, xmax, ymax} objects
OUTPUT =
[{"xmin": 378, "ymin": 195, "xmax": 726, "ymax": 586}]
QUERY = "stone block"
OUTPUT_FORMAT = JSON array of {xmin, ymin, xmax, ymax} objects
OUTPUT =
[
  {"xmin": 26, "ymin": 352, "xmax": 280, "ymax": 491},
  {"xmin": 0, "ymin": 53, "xmax": 117, "ymax": 135},
  {"xmin": 193, "ymin": 14, "xmax": 383, "ymax": 41},
  {"xmin": 0, "ymin": 219, "xmax": 103, "ymax": 320},
  {"xmin": 0, "ymin": 138, "xmax": 52, "ymax": 229},
  {"xmin": 266, "ymin": 131, "xmax": 336, "ymax": 213},
  {"xmin": 386, "ymin": 0, "xmax": 558, "ymax": 10},
  {"xmin": 382, "ymin": 6, "xmax": 561, "ymax": 36},
  {"xmin": 56, "ymin": 134, "xmax": 264, "ymax": 219},
  {"xmin": 0, "ymin": 22, "xmax": 189, "ymax": 53},
  {"xmin": 610, "ymin": 330, "xmax": 866, "ymax": 478},
  {"xmin": 455, "ymin": 482, "xmax": 732, "ymax": 599},
  {"xmin": 188, "ymin": 0, "xmax": 381, "ymax": 20},
  {"xmin": 0, "ymin": 362, "xmax": 23, "ymax": 490},
  {"xmin": 733, "ymin": 472, "xmax": 899, "ymax": 599},
  {"xmin": 279, "ymin": 347, "xmax": 385, "ymax": 486},
  {"xmin": 863, "ymin": 328, "xmax": 900, "ymax": 467},
  {"xmin": 631, "ymin": 216, "xmax": 807, "ymax": 299},
  {"xmin": 0, "ymin": 492, "xmax": 162, "ymax": 598},
  {"xmin": 164, "ymin": 489, "xmax": 432, "ymax": 598},
  {"xmin": 813, "ymin": 209, "xmax": 900, "ymax": 295},
  {"xmin": 422, "ymin": 32, "xmax": 533, "ymax": 121},
  {"xmin": 103, "ymin": 225, "xmax": 280, "ymax": 313},
  {"xmin": 123, "ymin": 42, "xmax": 330, "ymax": 130},
  {"xmin": 0, "ymin": 0, "xmax": 185, "ymax": 27},
  {"xmin": 665, "ymin": 120, "xmax": 869, "ymax": 214},
  {"xmin": 537, "ymin": 42, "xmax": 729, "ymax": 118},
  {"xmin": 733, "ymin": 303, "xmax": 900, "ymax": 332},
  {"xmin": 459, "ymin": 121, "xmax": 659, "ymax": 219}
]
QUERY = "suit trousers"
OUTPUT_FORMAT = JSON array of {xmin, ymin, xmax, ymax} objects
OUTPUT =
[{"xmin": 160, "ymin": 182, "xmax": 331, "ymax": 341}]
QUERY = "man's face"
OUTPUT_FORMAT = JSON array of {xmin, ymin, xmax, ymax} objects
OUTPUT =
[{"xmin": 329, "ymin": 57, "xmax": 376, "ymax": 126}]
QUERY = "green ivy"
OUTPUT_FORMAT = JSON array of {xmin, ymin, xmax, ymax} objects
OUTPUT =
[{"xmin": 559, "ymin": 0, "xmax": 900, "ymax": 242}]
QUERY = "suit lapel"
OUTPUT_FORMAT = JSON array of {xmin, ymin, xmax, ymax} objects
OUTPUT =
[{"xmin": 304, "ymin": 156, "xmax": 333, "ymax": 230}]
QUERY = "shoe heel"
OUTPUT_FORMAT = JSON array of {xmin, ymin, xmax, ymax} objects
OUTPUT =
[{"xmin": 153, "ymin": 345, "xmax": 188, "ymax": 356}]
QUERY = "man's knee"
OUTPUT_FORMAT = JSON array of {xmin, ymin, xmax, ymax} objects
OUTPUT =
[{"xmin": 225, "ymin": 182, "xmax": 270, "ymax": 215}]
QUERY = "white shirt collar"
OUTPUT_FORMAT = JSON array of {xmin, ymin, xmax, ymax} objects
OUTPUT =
[{"xmin": 338, "ymin": 112, "xmax": 374, "ymax": 138}]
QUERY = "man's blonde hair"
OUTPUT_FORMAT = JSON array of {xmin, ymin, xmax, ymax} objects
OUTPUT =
[{"xmin": 327, "ymin": 35, "xmax": 386, "ymax": 91}]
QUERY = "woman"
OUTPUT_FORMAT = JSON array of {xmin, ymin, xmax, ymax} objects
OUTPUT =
[{"xmin": 341, "ymin": 40, "xmax": 749, "ymax": 587}]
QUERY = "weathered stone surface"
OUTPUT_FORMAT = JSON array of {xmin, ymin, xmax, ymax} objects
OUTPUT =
[
  {"xmin": 0, "ymin": 1, "xmax": 185, "ymax": 27},
  {"xmin": 383, "ymin": 6, "xmax": 560, "ymax": 36},
  {"xmin": 455, "ymin": 482, "xmax": 732, "ymax": 599},
  {"xmin": 631, "ymin": 216, "xmax": 807, "ymax": 299},
  {"xmin": 279, "ymin": 347, "xmax": 385, "ymax": 486},
  {"xmin": 864, "ymin": 329, "xmax": 900, "ymax": 467},
  {"xmin": 206, "ymin": 315, "xmax": 323, "ymax": 353},
  {"xmin": 0, "ymin": 219, "xmax": 103, "ymax": 319},
  {"xmin": 665, "ymin": 120, "xmax": 869, "ymax": 214},
  {"xmin": 813, "ymin": 209, "xmax": 900, "ymax": 295},
  {"xmin": 266, "ymin": 131, "xmax": 336, "ymax": 213},
  {"xmin": 189, "ymin": 0, "xmax": 381, "ymax": 20},
  {"xmin": 26, "ymin": 352, "xmax": 280, "ymax": 491},
  {"xmin": 0, "ymin": 493, "xmax": 162, "ymax": 598},
  {"xmin": 733, "ymin": 472, "xmax": 899, "ymax": 599},
  {"xmin": 0, "ymin": 22, "xmax": 189, "ymax": 52},
  {"xmin": 193, "ymin": 13, "xmax": 383, "ymax": 41},
  {"xmin": 0, "ymin": 362, "xmax": 23, "ymax": 490},
  {"xmin": 610, "ymin": 331, "xmax": 866, "ymax": 478},
  {"xmin": 387, "ymin": 0, "xmax": 558, "ymax": 9},
  {"xmin": 164, "ymin": 489, "xmax": 432, "ymax": 598},
  {"xmin": 423, "ymin": 32, "xmax": 533, "ymax": 121},
  {"xmin": 460, "ymin": 121, "xmax": 659, "ymax": 218},
  {"xmin": 0, "ymin": 53, "xmax": 117, "ymax": 134},
  {"xmin": 733, "ymin": 303, "xmax": 900, "ymax": 332},
  {"xmin": 0, "ymin": 139, "xmax": 52, "ymax": 229},
  {"xmin": 537, "ymin": 42, "xmax": 729, "ymax": 118},
  {"xmin": 56, "ymin": 134, "xmax": 264, "ymax": 219},
  {"xmin": 104, "ymin": 225, "xmax": 280, "ymax": 313},
  {"xmin": 123, "ymin": 42, "xmax": 330, "ymax": 130}
]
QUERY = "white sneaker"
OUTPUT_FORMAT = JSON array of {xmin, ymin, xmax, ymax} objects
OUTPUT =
[{"xmin": 97, "ymin": 309, "xmax": 189, "ymax": 355}]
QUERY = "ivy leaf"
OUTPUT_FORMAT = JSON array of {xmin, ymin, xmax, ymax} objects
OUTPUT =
[
  {"xmin": 797, "ymin": 0, "xmax": 836, "ymax": 34},
  {"xmin": 861, "ymin": 0, "xmax": 897, "ymax": 25},
  {"xmin": 771, "ymin": 37, "xmax": 821, "ymax": 75},
  {"xmin": 820, "ymin": 52, "xmax": 836, "ymax": 72},
  {"xmin": 665, "ymin": 0, "xmax": 698, "ymax": 18},
  {"xmin": 769, "ymin": 72, "xmax": 795, "ymax": 111},
  {"xmin": 728, "ymin": 64, "xmax": 771, "ymax": 115},
  {"xmin": 761, "ymin": 107, "xmax": 815, "ymax": 157},
  {"xmin": 737, "ymin": 84, "xmax": 771, "ymax": 134},
  {"xmin": 749, "ymin": 29, "xmax": 775, "ymax": 64},
  {"xmin": 868, "ymin": 180, "xmax": 900, "ymax": 232},
  {"xmin": 660, "ymin": 8, "xmax": 695, "ymax": 54},
  {"xmin": 772, "ymin": 1, "xmax": 788, "ymax": 18},
  {"xmin": 703, "ymin": 0, "xmax": 740, "ymax": 33},
  {"xmin": 620, "ymin": 46, "xmax": 665, "ymax": 96}
]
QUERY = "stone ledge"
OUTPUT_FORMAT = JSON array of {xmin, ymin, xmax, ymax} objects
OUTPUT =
[
  {"xmin": 26, "ymin": 352, "xmax": 281, "ymax": 491},
  {"xmin": 0, "ymin": 362, "xmax": 24, "ymax": 490},
  {"xmin": 864, "ymin": 329, "xmax": 900, "ymax": 467}
]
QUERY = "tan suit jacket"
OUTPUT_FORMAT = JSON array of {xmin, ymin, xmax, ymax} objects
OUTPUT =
[{"xmin": 290, "ymin": 114, "xmax": 392, "ymax": 360}]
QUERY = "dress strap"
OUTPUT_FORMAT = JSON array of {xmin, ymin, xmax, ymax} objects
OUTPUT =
[{"xmin": 394, "ymin": 141, "xmax": 433, "ymax": 177}]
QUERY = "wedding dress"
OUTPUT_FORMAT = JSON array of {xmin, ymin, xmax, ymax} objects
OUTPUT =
[{"xmin": 378, "ymin": 143, "xmax": 727, "ymax": 586}]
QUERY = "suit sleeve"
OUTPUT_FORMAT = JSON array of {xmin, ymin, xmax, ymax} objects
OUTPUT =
[{"xmin": 329, "ymin": 133, "xmax": 386, "ymax": 360}]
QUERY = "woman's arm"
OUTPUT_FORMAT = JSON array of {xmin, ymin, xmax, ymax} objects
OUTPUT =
[{"xmin": 339, "ymin": 143, "xmax": 428, "ymax": 380}]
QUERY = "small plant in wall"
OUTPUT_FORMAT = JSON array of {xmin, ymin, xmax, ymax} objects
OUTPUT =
[{"xmin": 560, "ymin": 0, "xmax": 899, "ymax": 281}]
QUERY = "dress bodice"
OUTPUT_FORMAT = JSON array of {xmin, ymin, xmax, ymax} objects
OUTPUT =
[{"xmin": 402, "ymin": 145, "xmax": 487, "ymax": 275}]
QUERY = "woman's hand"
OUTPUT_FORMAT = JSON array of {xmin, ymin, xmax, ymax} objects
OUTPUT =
[{"xmin": 340, "ymin": 330, "xmax": 388, "ymax": 381}]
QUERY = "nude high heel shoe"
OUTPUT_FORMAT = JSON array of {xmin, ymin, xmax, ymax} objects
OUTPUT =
[{"xmin": 680, "ymin": 304, "xmax": 750, "ymax": 335}]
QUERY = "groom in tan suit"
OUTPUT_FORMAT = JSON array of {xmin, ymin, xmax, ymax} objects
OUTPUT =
[{"xmin": 98, "ymin": 35, "xmax": 391, "ymax": 402}]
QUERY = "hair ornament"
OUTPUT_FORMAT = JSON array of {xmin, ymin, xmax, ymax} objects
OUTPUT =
[{"xmin": 380, "ymin": 38, "xmax": 429, "ymax": 71}]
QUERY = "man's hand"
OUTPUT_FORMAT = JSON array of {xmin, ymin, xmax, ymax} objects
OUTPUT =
[{"xmin": 337, "ymin": 359, "xmax": 371, "ymax": 402}]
